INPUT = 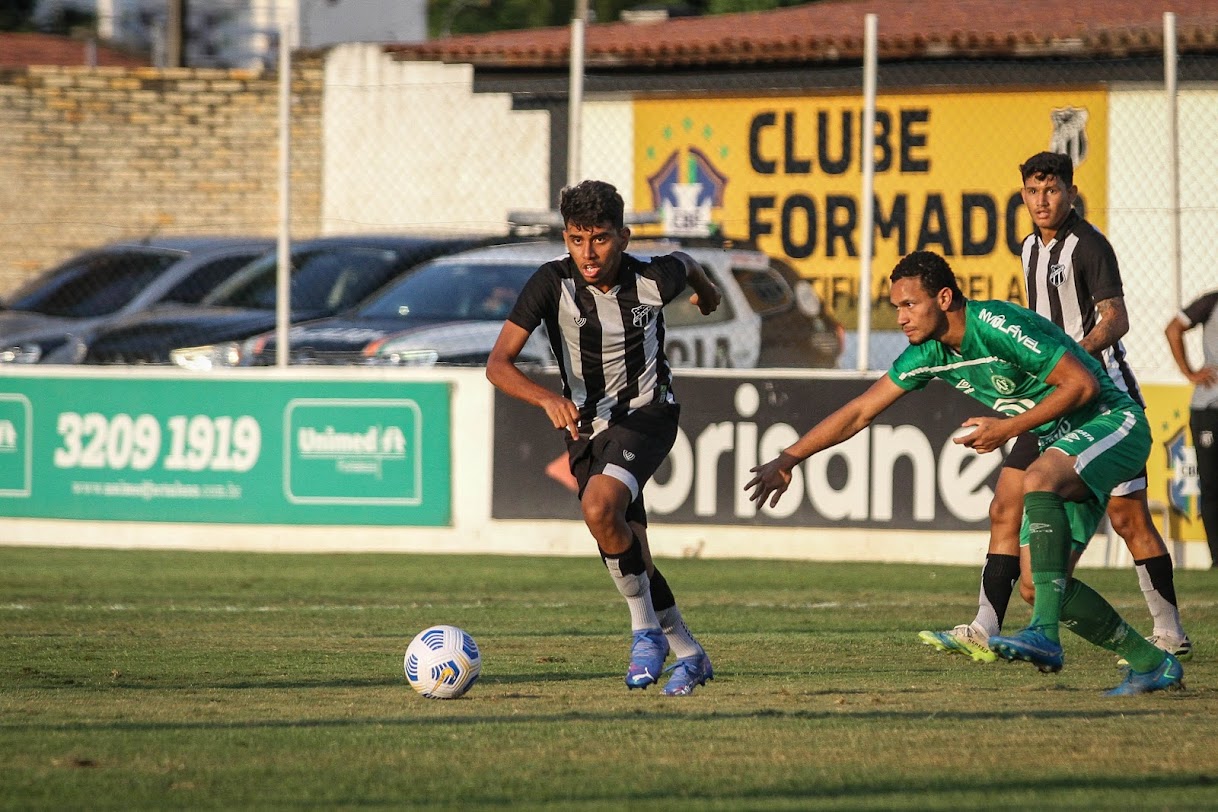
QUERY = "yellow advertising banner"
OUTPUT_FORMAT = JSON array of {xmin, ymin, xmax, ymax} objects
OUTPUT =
[
  {"xmin": 634, "ymin": 89, "xmax": 1108, "ymax": 328},
  {"xmin": 1143, "ymin": 383, "xmax": 1206, "ymax": 543}
]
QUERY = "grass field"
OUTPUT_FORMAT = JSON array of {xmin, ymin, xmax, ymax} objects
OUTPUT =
[{"xmin": 3, "ymin": 546, "xmax": 1217, "ymax": 810}]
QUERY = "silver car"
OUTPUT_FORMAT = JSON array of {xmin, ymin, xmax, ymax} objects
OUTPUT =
[{"xmin": 0, "ymin": 236, "xmax": 274, "ymax": 364}]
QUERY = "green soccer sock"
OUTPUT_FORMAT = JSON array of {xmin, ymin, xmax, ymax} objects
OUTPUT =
[
  {"xmin": 1024, "ymin": 491, "xmax": 1071, "ymax": 642},
  {"xmin": 1060, "ymin": 579, "xmax": 1167, "ymax": 673}
]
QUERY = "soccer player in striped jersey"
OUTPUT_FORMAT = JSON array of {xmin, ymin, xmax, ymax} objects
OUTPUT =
[
  {"xmin": 747, "ymin": 250, "xmax": 1183, "ymax": 695},
  {"xmin": 919, "ymin": 152, "xmax": 1191, "ymax": 665},
  {"xmin": 1165, "ymin": 289, "xmax": 1218, "ymax": 568},
  {"xmin": 487, "ymin": 180, "xmax": 721, "ymax": 696}
]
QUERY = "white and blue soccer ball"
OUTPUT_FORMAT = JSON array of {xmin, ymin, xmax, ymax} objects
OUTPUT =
[{"xmin": 403, "ymin": 624, "xmax": 481, "ymax": 699}]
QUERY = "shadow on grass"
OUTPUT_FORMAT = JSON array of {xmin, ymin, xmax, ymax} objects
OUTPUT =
[
  {"xmin": 526, "ymin": 772, "xmax": 1218, "ymax": 807},
  {"xmin": 0, "ymin": 705, "xmax": 1170, "ymax": 735}
]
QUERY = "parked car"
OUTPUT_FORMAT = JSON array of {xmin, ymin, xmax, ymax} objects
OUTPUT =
[
  {"xmin": 73, "ymin": 234, "xmax": 501, "ymax": 367},
  {"xmin": 0, "ymin": 236, "xmax": 275, "ymax": 364},
  {"xmin": 220, "ymin": 237, "xmax": 842, "ymax": 369}
]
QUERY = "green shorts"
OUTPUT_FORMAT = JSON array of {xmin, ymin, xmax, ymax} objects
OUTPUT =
[{"xmin": 1018, "ymin": 406, "xmax": 1151, "ymax": 550}]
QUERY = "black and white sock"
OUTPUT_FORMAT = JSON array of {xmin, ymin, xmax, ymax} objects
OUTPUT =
[{"xmin": 602, "ymin": 535, "xmax": 659, "ymax": 632}]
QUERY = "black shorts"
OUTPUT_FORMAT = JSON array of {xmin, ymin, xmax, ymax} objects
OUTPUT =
[
  {"xmin": 567, "ymin": 403, "xmax": 680, "ymax": 525},
  {"xmin": 1002, "ymin": 432, "xmax": 1040, "ymax": 471}
]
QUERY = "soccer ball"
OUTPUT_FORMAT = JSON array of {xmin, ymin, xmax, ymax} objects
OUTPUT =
[{"xmin": 403, "ymin": 625, "xmax": 481, "ymax": 699}]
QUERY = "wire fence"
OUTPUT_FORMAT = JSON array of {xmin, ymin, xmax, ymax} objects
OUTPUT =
[{"xmin": 1, "ymin": 14, "xmax": 1215, "ymax": 377}]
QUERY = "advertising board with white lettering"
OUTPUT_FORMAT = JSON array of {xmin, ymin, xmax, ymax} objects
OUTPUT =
[
  {"xmin": 0, "ymin": 377, "xmax": 451, "ymax": 526},
  {"xmin": 492, "ymin": 374, "xmax": 1003, "ymax": 530}
]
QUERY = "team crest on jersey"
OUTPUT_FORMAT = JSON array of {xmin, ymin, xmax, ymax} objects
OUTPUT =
[
  {"xmin": 991, "ymin": 375, "xmax": 1017, "ymax": 395},
  {"xmin": 1048, "ymin": 263, "xmax": 1067, "ymax": 287},
  {"xmin": 631, "ymin": 305, "xmax": 654, "ymax": 327}
]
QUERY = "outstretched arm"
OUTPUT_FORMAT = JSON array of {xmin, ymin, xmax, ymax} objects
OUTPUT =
[
  {"xmin": 745, "ymin": 375, "xmax": 907, "ymax": 508},
  {"xmin": 487, "ymin": 321, "xmax": 580, "ymax": 439},
  {"xmin": 957, "ymin": 351, "xmax": 1099, "ymax": 455}
]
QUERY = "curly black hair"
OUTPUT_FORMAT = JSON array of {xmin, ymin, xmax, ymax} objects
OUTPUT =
[
  {"xmin": 1019, "ymin": 151, "xmax": 1074, "ymax": 186},
  {"xmin": 890, "ymin": 250, "xmax": 963, "ymax": 301},
  {"xmin": 559, "ymin": 180, "xmax": 625, "ymax": 230}
]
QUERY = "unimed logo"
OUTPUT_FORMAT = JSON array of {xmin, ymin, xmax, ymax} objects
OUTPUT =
[
  {"xmin": 0, "ymin": 394, "xmax": 32, "ymax": 497},
  {"xmin": 0, "ymin": 419, "xmax": 16, "ymax": 452},
  {"xmin": 284, "ymin": 398, "xmax": 422, "ymax": 506}
]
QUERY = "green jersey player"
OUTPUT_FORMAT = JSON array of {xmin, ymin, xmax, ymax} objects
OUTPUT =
[{"xmin": 745, "ymin": 250, "xmax": 1183, "ymax": 695}]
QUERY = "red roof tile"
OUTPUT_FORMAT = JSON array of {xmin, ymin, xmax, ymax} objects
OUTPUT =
[
  {"xmin": 386, "ymin": 0, "xmax": 1218, "ymax": 68},
  {"xmin": 0, "ymin": 32, "xmax": 147, "ymax": 68}
]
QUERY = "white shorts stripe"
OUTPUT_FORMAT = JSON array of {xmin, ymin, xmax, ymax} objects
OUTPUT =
[{"xmin": 601, "ymin": 463, "xmax": 640, "ymax": 500}]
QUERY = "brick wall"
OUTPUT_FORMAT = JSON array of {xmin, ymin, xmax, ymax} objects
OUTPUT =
[{"xmin": 0, "ymin": 59, "xmax": 323, "ymax": 295}]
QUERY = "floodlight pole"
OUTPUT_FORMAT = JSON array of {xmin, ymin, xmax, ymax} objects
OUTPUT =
[
  {"xmin": 567, "ymin": 0, "xmax": 588, "ymax": 188},
  {"xmin": 275, "ymin": 25, "xmax": 292, "ymax": 368},
  {"xmin": 1164, "ymin": 12, "xmax": 1181, "ymax": 312},
  {"xmin": 857, "ymin": 14, "xmax": 878, "ymax": 371}
]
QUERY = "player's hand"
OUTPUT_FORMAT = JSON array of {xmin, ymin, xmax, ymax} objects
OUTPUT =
[
  {"xmin": 1188, "ymin": 365, "xmax": 1218, "ymax": 388},
  {"xmin": 540, "ymin": 395, "xmax": 580, "ymax": 440},
  {"xmin": 745, "ymin": 453, "xmax": 798, "ymax": 508},
  {"xmin": 690, "ymin": 283, "xmax": 721, "ymax": 316},
  {"xmin": 953, "ymin": 417, "xmax": 1009, "ymax": 454}
]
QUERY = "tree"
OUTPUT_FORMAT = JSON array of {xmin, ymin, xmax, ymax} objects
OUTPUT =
[{"xmin": 0, "ymin": 0, "xmax": 38, "ymax": 32}]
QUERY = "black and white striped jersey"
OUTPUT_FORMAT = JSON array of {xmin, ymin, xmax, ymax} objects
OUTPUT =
[
  {"xmin": 1020, "ymin": 209, "xmax": 1143, "ymax": 405},
  {"xmin": 508, "ymin": 252, "xmax": 688, "ymax": 437},
  {"xmin": 1180, "ymin": 290, "xmax": 1218, "ymax": 410}
]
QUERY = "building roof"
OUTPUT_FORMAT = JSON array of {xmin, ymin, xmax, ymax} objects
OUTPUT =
[
  {"xmin": 0, "ymin": 32, "xmax": 147, "ymax": 68},
  {"xmin": 386, "ymin": 0, "xmax": 1218, "ymax": 69}
]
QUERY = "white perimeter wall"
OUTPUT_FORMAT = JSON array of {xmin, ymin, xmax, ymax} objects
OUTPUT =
[{"xmin": 2, "ymin": 366, "xmax": 1207, "ymax": 569}]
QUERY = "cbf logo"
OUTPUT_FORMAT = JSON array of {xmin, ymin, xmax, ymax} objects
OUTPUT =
[
  {"xmin": 1049, "ymin": 106, "xmax": 1089, "ymax": 168},
  {"xmin": 1164, "ymin": 427, "xmax": 1199, "ymax": 517},
  {"xmin": 643, "ymin": 118, "xmax": 729, "ymax": 237}
]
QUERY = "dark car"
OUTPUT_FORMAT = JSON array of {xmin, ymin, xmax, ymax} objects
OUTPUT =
[
  {"xmin": 76, "ymin": 234, "xmax": 499, "ymax": 367},
  {"xmin": 0, "ymin": 236, "xmax": 274, "ymax": 365},
  {"xmin": 221, "ymin": 238, "xmax": 843, "ymax": 370},
  {"xmin": 224, "ymin": 249, "xmax": 555, "ymax": 367}
]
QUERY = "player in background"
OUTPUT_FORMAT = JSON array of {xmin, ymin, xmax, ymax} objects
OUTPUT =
[
  {"xmin": 918, "ymin": 151, "xmax": 1190, "ymax": 664},
  {"xmin": 1165, "ymin": 288, "xmax": 1218, "ymax": 568},
  {"xmin": 747, "ymin": 250, "xmax": 1183, "ymax": 695},
  {"xmin": 487, "ymin": 179, "xmax": 720, "ymax": 696}
]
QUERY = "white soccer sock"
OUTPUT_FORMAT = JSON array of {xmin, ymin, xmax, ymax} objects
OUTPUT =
[
  {"xmin": 656, "ymin": 604, "xmax": 702, "ymax": 659},
  {"xmin": 604, "ymin": 561, "xmax": 659, "ymax": 631},
  {"xmin": 1135, "ymin": 562, "xmax": 1185, "ymax": 638}
]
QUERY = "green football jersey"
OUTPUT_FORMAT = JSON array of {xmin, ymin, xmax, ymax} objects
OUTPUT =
[{"xmin": 888, "ymin": 299, "xmax": 1139, "ymax": 443}]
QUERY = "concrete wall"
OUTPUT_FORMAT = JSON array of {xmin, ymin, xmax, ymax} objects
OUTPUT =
[{"xmin": 0, "ymin": 60, "xmax": 323, "ymax": 294}]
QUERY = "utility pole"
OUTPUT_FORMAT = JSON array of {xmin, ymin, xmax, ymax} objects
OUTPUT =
[
  {"xmin": 166, "ymin": 0, "xmax": 188, "ymax": 67},
  {"xmin": 567, "ymin": 0, "xmax": 588, "ymax": 187}
]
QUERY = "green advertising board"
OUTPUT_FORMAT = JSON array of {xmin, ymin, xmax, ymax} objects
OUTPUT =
[{"xmin": 0, "ymin": 376, "xmax": 451, "ymax": 526}]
